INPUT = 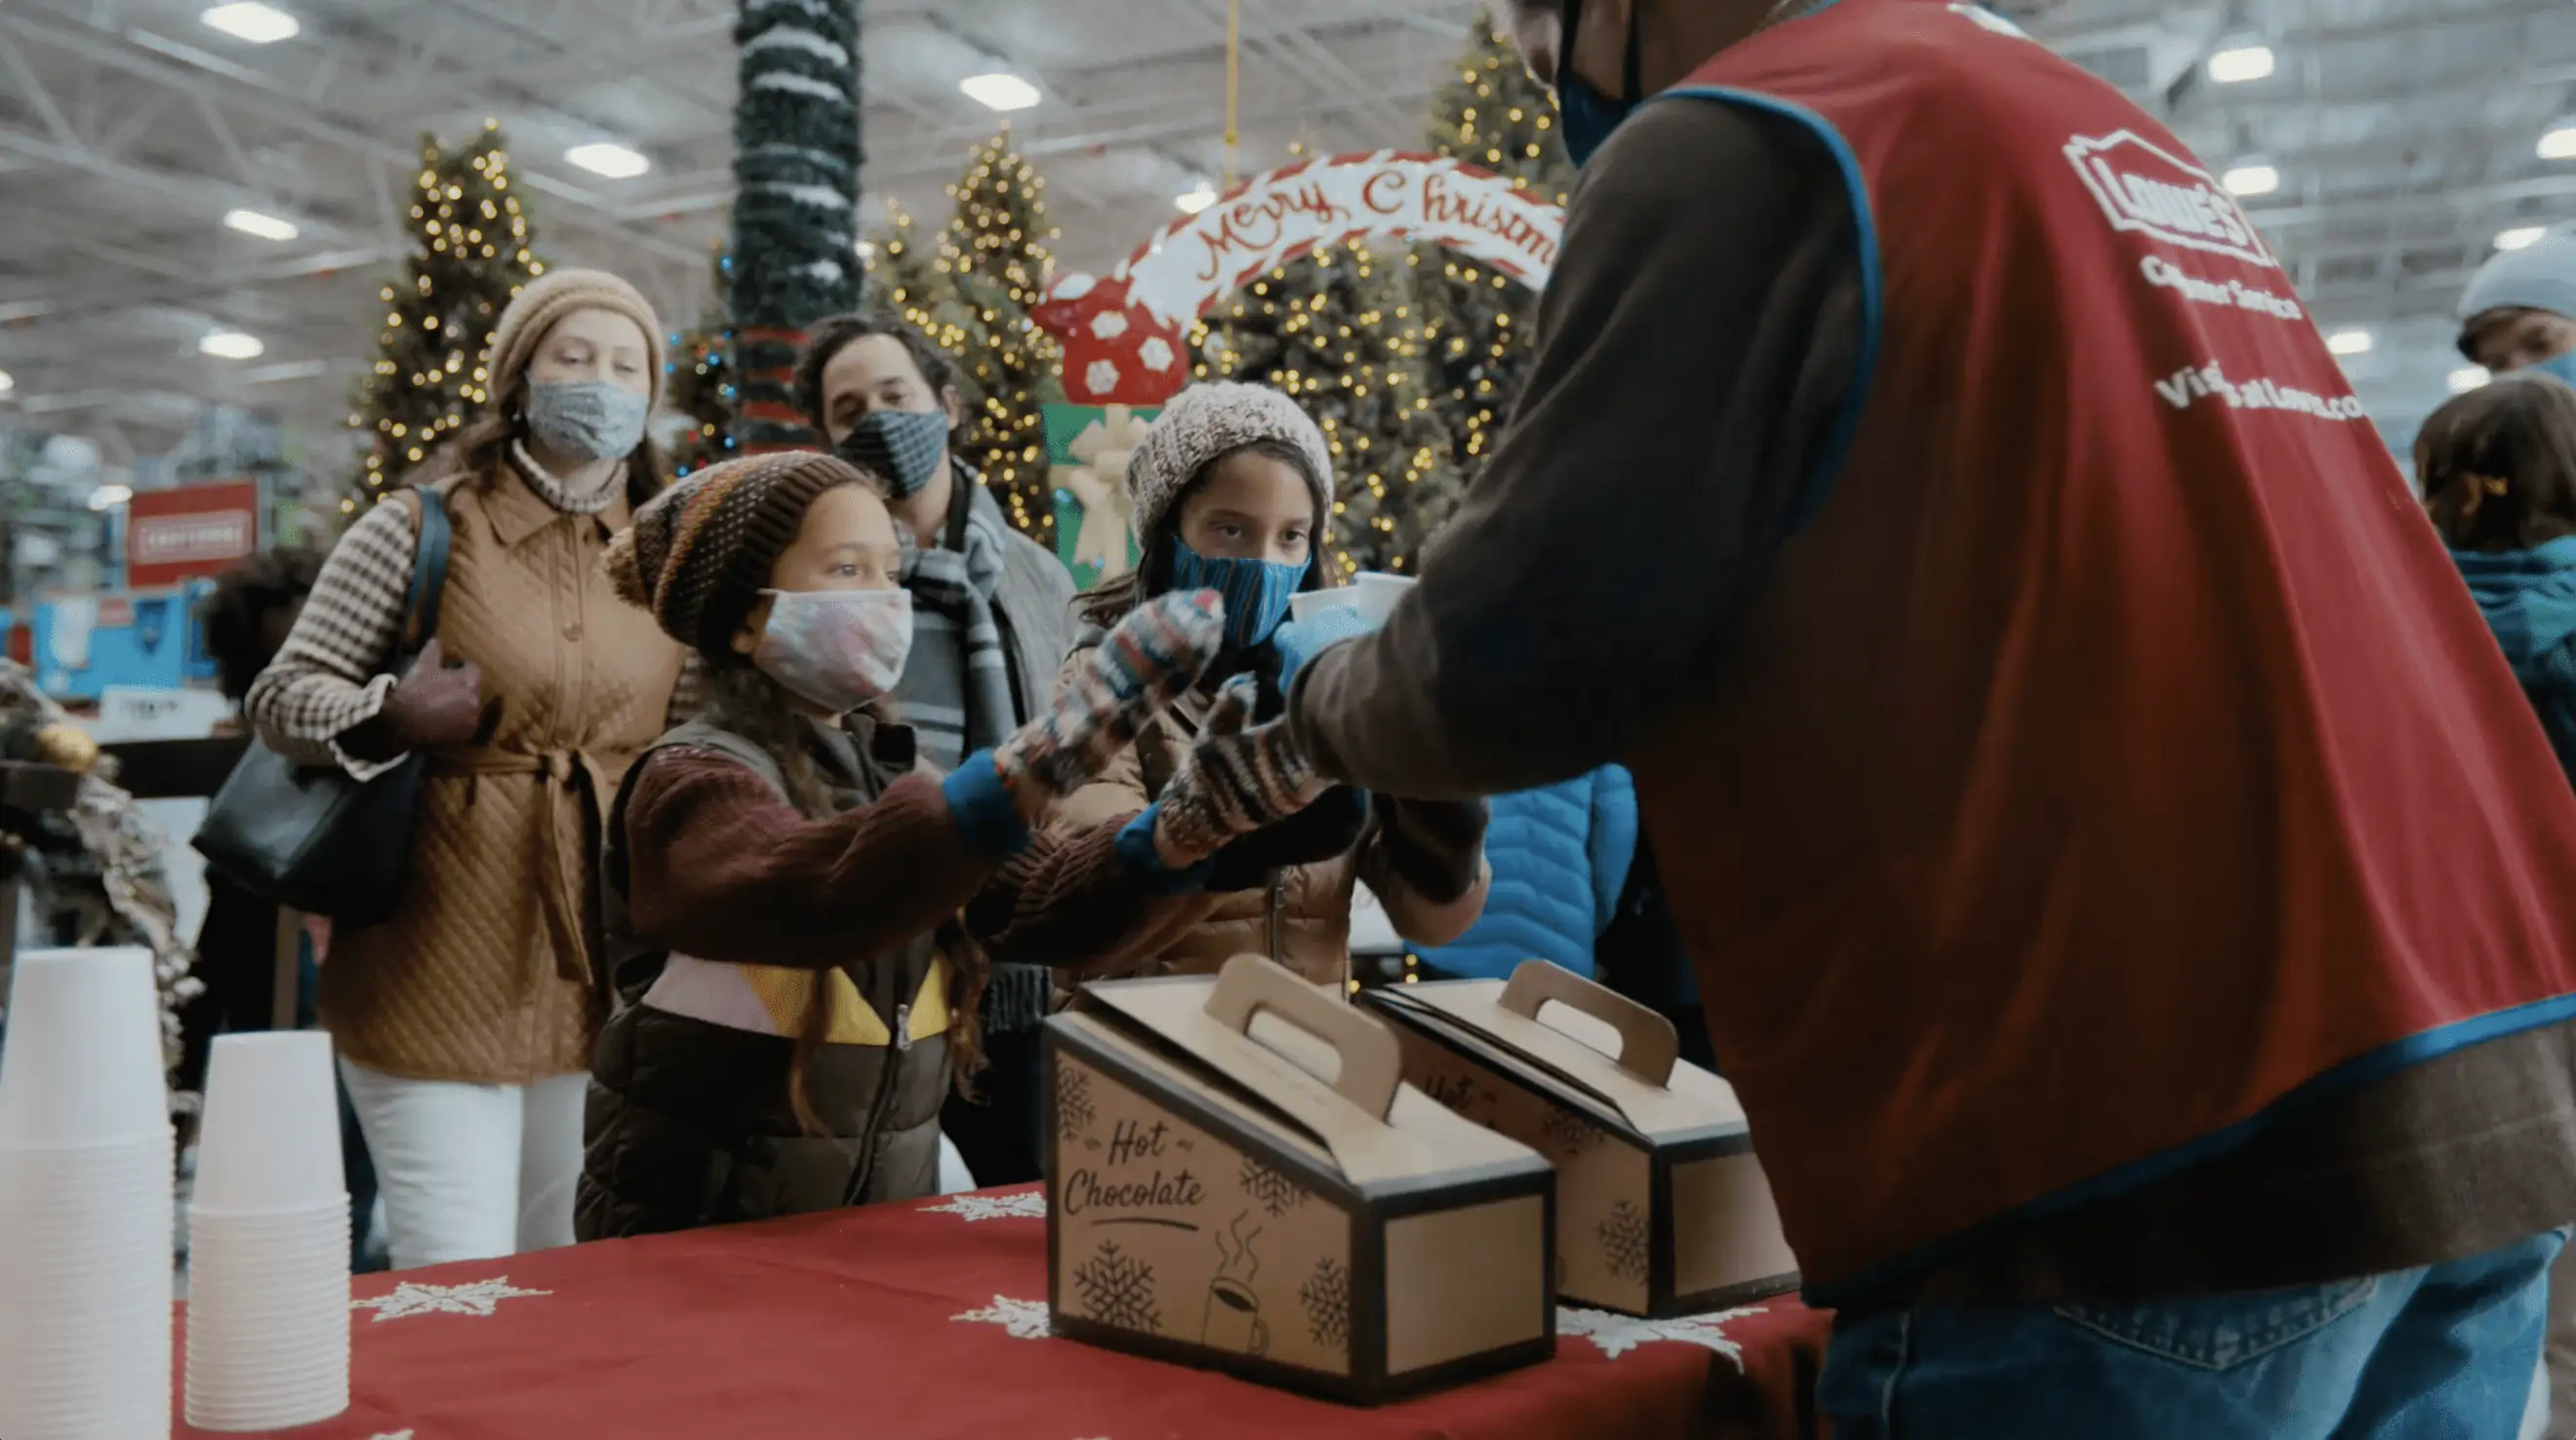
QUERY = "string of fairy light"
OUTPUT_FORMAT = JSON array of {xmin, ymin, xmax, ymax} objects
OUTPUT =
[
  {"xmin": 942, "ymin": 130, "xmax": 1062, "ymax": 539},
  {"xmin": 347, "ymin": 120, "xmax": 541, "ymax": 511}
]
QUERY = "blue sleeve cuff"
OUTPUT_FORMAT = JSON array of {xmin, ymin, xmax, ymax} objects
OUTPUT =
[
  {"xmin": 942, "ymin": 751, "xmax": 1032, "ymax": 860},
  {"xmin": 1116, "ymin": 803, "xmax": 1214, "ymax": 895}
]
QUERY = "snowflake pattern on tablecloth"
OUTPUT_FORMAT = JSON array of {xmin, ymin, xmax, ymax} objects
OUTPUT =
[
  {"xmin": 922, "ymin": 1190, "xmax": 1049, "ymax": 1222},
  {"xmin": 1300, "ymin": 1256, "xmax": 1351, "ymax": 1349},
  {"xmin": 1055, "ymin": 1065, "xmax": 1097, "ymax": 1143},
  {"xmin": 1238, "ymin": 1156, "xmax": 1308, "ymax": 1218},
  {"xmin": 1541, "ymin": 1105, "xmax": 1611, "ymax": 1158},
  {"xmin": 1558, "ymin": 1304, "xmax": 1768, "ymax": 1364},
  {"xmin": 1072, "ymin": 1240, "xmax": 1162, "ymax": 1333},
  {"xmin": 1598, "ymin": 1199, "xmax": 1651, "ymax": 1284},
  {"xmin": 954, "ymin": 1295, "xmax": 1056, "ymax": 1340},
  {"xmin": 351, "ymin": 1278, "xmax": 552, "ymax": 1322}
]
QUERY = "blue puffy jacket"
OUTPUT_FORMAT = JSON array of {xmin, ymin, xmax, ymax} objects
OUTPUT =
[
  {"xmin": 1410, "ymin": 767, "xmax": 1638, "ymax": 980},
  {"xmin": 2455, "ymin": 538, "xmax": 2576, "ymax": 782}
]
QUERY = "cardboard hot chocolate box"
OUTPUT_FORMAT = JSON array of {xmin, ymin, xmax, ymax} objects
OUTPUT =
[
  {"xmin": 1042, "ymin": 956, "xmax": 1556, "ymax": 1405},
  {"xmin": 1359, "ymin": 962, "xmax": 1799, "ymax": 1317}
]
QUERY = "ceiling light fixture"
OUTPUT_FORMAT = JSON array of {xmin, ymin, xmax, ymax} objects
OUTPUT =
[
  {"xmin": 959, "ymin": 72, "xmax": 1041, "ymax": 112},
  {"xmin": 1175, "ymin": 185, "xmax": 1218, "ymax": 215},
  {"xmin": 2206, "ymin": 38, "xmax": 2275, "ymax": 84},
  {"xmin": 199, "ymin": 2, "xmax": 300, "ymax": 44},
  {"xmin": 2542, "ymin": 123, "xmax": 2576, "ymax": 162},
  {"xmin": 2325, "ymin": 329, "xmax": 2373, "ymax": 356},
  {"xmin": 2449, "ymin": 366, "xmax": 2492, "ymax": 394},
  {"xmin": 0, "ymin": 370, "xmax": 13, "ymax": 397},
  {"xmin": 88, "ymin": 484, "xmax": 134, "ymax": 512},
  {"xmin": 566, "ymin": 142, "xmax": 650, "ymax": 180},
  {"xmin": 199, "ymin": 330, "xmax": 265, "ymax": 360},
  {"xmin": 2221, "ymin": 160, "xmax": 2281, "ymax": 197},
  {"xmin": 2497, "ymin": 226, "xmax": 2550, "ymax": 252},
  {"xmin": 222, "ymin": 208, "xmax": 299, "ymax": 242}
]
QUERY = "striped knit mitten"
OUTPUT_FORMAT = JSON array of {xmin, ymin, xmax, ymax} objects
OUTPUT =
[
  {"xmin": 992, "ymin": 589, "xmax": 1225, "ymax": 796},
  {"xmin": 1153, "ymin": 674, "xmax": 1334, "ymax": 862}
]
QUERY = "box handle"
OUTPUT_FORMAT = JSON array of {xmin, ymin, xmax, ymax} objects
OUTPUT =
[
  {"xmin": 1204, "ymin": 955, "xmax": 1403, "ymax": 1123},
  {"xmin": 1499, "ymin": 960, "xmax": 1680, "ymax": 1088}
]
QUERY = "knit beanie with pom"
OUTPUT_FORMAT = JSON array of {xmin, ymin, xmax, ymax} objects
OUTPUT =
[
  {"xmin": 1125, "ymin": 381, "xmax": 1335, "ymax": 546},
  {"xmin": 602, "ymin": 452, "xmax": 876, "ymax": 661},
  {"xmin": 488, "ymin": 267, "xmax": 667, "ymax": 407}
]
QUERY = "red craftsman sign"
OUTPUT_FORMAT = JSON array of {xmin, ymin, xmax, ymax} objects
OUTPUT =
[{"xmin": 126, "ymin": 480, "xmax": 261, "ymax": 587}]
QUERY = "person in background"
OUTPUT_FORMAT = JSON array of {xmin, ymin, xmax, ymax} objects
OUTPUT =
[
  {"xmin": 1051, "ymin": 381, "xmax": 1489, "ymax": 992},
  {"xmin": 1410, "ymin": 766, "xmax": 1634, "ymax": 983},
  {"xmin": 2460, "ymin": 224, "xmax": 2576, "ymax": 384},
  {"xmin": 185, "ymin": 547, "xmax": 384, "ymax": 1271},
  {"xmin": 791, "ymin": 314, "xmax": 1077, "ymax": 1190},
  {"xmin": 1271, "ymin": 1, "xmax": 2576, "ymax": 1433},
  {"xmin": 579, "ymin": 452, "xmax": 1222, "ymax": 1233},
  {"xmin": 2416, "ymin": 368, "xmax": 2576, "ymax": 1440},
  {"xmin": 247, "ymin": 268, "xmax": 689, "ymax": 1270}
]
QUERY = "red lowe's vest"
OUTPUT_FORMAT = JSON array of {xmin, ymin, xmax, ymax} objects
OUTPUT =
[{"xmin": 1635, "ymin": 0, "xmax": 2576, "ymax": 1300}]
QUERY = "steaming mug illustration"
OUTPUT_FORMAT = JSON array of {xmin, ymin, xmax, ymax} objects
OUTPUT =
[{"xmin": 1202, "ymin": 1276, "xmax": 1270, "ymax": 1356}]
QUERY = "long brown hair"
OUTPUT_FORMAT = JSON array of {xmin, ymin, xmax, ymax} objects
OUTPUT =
[
  {"xmin": 2419, "ymin": 372, "xmax": 2576, "ymax": 553},
  {"xmin": 424, "ymin": 371, "xmax": 670, "ymax": 506},
  {"xmin": 695, "ymin": 634, "xmax": 987, "ymax": 1137}
]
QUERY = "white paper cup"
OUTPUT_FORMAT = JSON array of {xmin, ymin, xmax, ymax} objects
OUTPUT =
[
  {"xmin": 1349, "ymin": 572, "xmax": 1415, "ymax": 622},
  {"xmin": 193, "ymin": 1031, "xmax": 344, "ymax": 1214},
  {"xmin": 0, "ymin": 947, "xmax": 171, "ymax": 1148}
]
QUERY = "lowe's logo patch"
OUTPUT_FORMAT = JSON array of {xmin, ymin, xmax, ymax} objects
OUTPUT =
[{"xmin": 2065, "ymin": 130, "xmax": 2278, "ymax": 270}]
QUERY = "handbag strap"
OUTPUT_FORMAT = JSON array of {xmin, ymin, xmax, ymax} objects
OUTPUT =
[{"xmin": 397, "ymin": 487, "xmax": 454, "ymax": 663}]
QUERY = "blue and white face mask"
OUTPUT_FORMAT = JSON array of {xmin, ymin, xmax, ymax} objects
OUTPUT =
[
  {"xmin": 1553, "ymin": 0, "xmax": 1642, "ymax": 168},
  {"xmin": 1167, "ymin": 540, "xmax": 1307, "ymax": 651},
  {"xmin": 2528, "ymin": 348, "xmax": 2576, "ymax": 390}
]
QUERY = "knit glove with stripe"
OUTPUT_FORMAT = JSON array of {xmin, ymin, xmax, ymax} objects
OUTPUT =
[
  {"xmin": 1153, "ymin": 673, "xmax": 1333, "ymax": 862},
  {"xmin": 993, "ymin": 590, "xmax": 1225, "ymax": 796}
]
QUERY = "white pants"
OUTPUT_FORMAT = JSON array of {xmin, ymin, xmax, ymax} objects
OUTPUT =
[{"xmin": 338, "ymin": 1059, "xmax": 586, "ymax": 1272}]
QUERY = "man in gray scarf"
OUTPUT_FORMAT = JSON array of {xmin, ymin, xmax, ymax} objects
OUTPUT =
[{"xmin": 795, "ymin": 315, "xmax": 1077, "ymax": 1187}]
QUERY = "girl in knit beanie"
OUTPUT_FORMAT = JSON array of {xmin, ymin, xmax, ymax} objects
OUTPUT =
[
  {"xmin": 1050, "ymin": 381, "xmax": 1490, "ymax": 993},
  {"xmin": 579, "ymin": 451, "xmax": 1228, "ymax": 1235}
]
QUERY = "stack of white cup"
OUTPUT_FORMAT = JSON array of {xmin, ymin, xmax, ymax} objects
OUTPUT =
[
  {"xmin": 0, "ymin": 946, "xmax": 178, "ymax": 1440},
  {"xmin": 183, "ymin": 1029, "xmax": 351, "ymax": 1432}
]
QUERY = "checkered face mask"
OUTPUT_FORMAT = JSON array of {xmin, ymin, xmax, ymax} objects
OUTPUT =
[{"xmin": 836, "ymin": 409, "xmax": 951, "ymax": 499}]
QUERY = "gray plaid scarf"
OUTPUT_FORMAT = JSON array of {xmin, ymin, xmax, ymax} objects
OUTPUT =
[{"xmin": 896, "ymin": 474, "xmax": 1017, "ymax": 773}]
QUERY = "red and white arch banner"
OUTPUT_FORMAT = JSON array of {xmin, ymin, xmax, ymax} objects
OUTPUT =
[{"xmin": 1033, "ymin": 150, "xmax": 1565, "ymax": 407}]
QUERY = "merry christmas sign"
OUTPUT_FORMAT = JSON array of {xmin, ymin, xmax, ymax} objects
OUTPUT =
[{"xmin": 1034, "ymin": 152, "xmax": 1564, "ymax": 407}]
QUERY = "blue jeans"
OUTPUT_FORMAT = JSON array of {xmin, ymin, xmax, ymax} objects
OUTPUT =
[{"xmin": 1821, "ymin": 1230, "xmax": 2564, "ymax": 1439}]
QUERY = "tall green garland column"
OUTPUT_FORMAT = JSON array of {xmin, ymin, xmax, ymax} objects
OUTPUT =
[{"xmin": 730, "ymin": 0, "xmax": 863, "ymax": 453}]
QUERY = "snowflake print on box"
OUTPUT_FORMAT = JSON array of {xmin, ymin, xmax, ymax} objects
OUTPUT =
[
  {"xmin": 1300, "ymin": 1256, "xmax": 1351, "ymax": 1349},
  {"xmin": 1073, "ymin": 1240, "xmax": 1162, "ymax": 1333},
  {"xmin": 1056, "ymin": 1064, "xmax": 1098, "ymax": 1144},
  {"xmin": 1238, "ymin": 1156, "xmax": 1308, "ymax": 1219},
  {"xmin": 1598, "ymin": 1199, "xmax": 1651, "ymax": 1284},
  {"xmin": 1541, "ymin": 1105, "xmax": 1611, "ymax": 1159}
]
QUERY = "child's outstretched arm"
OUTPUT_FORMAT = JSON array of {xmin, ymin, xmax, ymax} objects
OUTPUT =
[{"xmin": 622, "ymin": 750, "xmax": 1024, "ymax": 971}]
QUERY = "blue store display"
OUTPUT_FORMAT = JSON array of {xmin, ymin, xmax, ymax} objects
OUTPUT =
[{"xmin": 32, "ymin": 581, "xmax": 219, "ymax": 700}]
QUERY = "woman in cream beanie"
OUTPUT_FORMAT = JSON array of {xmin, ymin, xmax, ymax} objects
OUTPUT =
[{"xmin": 241, "ymin": 264, "xmax": 688, "ymax": 1270}]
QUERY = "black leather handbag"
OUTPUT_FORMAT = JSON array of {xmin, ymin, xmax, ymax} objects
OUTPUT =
[{"xmin": 193, "ymin": 489, "xmax": 451, "ymax": 927}]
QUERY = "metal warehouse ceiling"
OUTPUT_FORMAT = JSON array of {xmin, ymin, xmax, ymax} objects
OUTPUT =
[{"xmin": 0, "ymin": 0, "xmax": 2570, "ymax": 466}]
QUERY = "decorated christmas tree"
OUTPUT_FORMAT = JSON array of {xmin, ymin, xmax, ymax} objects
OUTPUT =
[
  {"xmin": 347, "ymin": 122, "xmax": 542, "ymax": 507},
  {"xmin": 860, "ymin": 198, "xmax": 978, "ymax": 375},
  {"xmin": 942, "ymin": 131, "xmax": 1065, "ymax": 541},
  {"xmin": 1412, "ymin": 20, "xmax": 1574, "ymax": 485},
  {"xmin": 1196, "ymin": 237, "xmax": 1459, "ymax": 575},
  {"xmin": 730, "ymin": 0, "xmax": 862, "ymax": 452},
  {"xmin": 667, "ymin": 245, "xmax": 738, "ymax": 476}
]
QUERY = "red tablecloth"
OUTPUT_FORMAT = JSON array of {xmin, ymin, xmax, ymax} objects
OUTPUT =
[{"xmin": 174, "ymin": 1186, "xmax": 1830, "ymax": 1440}]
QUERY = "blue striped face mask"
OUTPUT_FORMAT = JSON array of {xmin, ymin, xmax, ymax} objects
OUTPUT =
[{"xmin": 1167, "ymin": 540, "xmax": 1305, "ymax": 651}]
